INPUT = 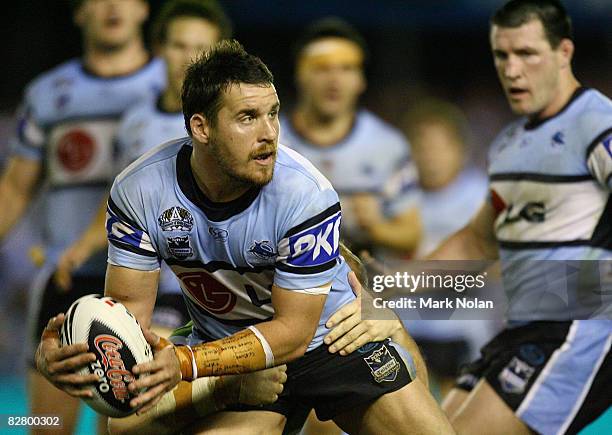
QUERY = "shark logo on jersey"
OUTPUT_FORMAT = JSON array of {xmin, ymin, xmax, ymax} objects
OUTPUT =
[
  {"xmin": 158, "ymin": 207, "xmax": 194, "ymax": 232},
  {"xmin": 248, "ymin": 240, "xmax": 277, "ymax": 260},
  {"xmin": 209, "ymin": 227, "xmax": 229, "ymax": 242},
  {"xmin": 363, "ymin": 344, "xmax": 400, "ymax": 383},
  {"xmin": 498, "ymin": 356, "xmax": 536, "ymax": 394},
  {"xmin": 167, "ymin": 235, "xmax": 193, "ymax": 259},
  {"xmin": 551, "ymin": 131, "xmax": 565, "ymax": 147}
]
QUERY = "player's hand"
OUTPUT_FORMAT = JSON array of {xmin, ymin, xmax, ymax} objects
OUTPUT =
[
  {"xmin": 217, "ymin": 365, "xmax": 287, "ymax": 407},
  {"xmin": 35, "ymin": 313, "xmax": 99, "ymax": 397},
  {"xmin": 324, "ymin": 271, "xmax": 402, "ymax": 355},
  {"xmin": 129, "ymin": 328, "xmax": 182, "ymax": 414},
  {"xmin": 54, "ymin": 243, "xmax": 94, "ymax": 291},
  {"xmin": 352, "ymin": 193, "xmax": 383, "ymax": 230}
]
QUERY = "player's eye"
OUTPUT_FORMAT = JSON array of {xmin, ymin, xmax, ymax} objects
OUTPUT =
[{"xmin": 268, "ymin": 110, "xmax": 278, "ymax": 119}]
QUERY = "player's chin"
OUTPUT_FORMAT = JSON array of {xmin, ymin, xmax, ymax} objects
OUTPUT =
[{"xmin": 246, "ymin": 164, "xmax": 275, "ymax": 186}]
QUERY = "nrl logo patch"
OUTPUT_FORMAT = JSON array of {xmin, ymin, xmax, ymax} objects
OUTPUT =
[
  {"xmin": 158, "ymin": 207, "xmax": 194, "ymax": 232},
  {"xmin": 498, "ymin": 356, "xmax": 535, "ymax": 395},
  {"xmin": 363, "ymin": 344, "xmax": 400, "ymax": 383},
  {"xmin": 248, "ymin": 240, "xmax": 277, "ymax": 260},
  {"xmin": 167, "ymin": 235, "xmax": 193, "ymax": 259}
]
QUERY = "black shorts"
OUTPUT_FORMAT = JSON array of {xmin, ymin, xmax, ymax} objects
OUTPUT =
[
  {"xmin": 455, "ymin": 321, "xmax": 612, "ymax": 435},
  {"xmin": 228, "ymin": 339, "xmax": 415, "ymax": 422}
]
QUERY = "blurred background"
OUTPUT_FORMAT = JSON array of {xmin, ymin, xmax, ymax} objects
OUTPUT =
[{"xmin": 0, "ymin": 0, "xmax": 610, "ymax": 433}]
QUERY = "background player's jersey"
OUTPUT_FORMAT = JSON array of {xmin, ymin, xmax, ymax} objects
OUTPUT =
[
  {"xmin": 488, "ymin": 87, "xmax": 612, "ymax": 321},
  {"xmin": 115, "ymin": 95, "xmax": 186, "ymax": 170},
  {"xmin": 10, "ymin": 58, "xmax": 165, "ymax": 265},
  {"xmin": 280, "ymin": 110, "xmax": 419, "ymax": 248},
  {"xmin": 107, "ymin": 140, "xmax": 354, "ymax": 350},
  {"xmin": 115, "ymin": 96, "xmax": 187, "ymax": 295}
]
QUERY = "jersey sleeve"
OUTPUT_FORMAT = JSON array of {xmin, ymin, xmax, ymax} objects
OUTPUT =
[
  {"xmin": 274, "ymin": 182, "xmax": 343, "ymax": 293},
  {"xmin": 10, "ymin": 90, "xmax": 46, "ymax": 161},
  {"xmin": 586, "ymin": 128, "xmax": 612, "ymax": 190},
  {"xmin": 106, "ymin": 180, "xmax": 160, "ymax": 271}
]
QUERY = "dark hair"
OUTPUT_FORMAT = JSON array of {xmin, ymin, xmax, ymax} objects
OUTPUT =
[
  {"xmin": 491, "ymin": 0, "xmax": 572, "ymax": 48},
  {"xmin": 293, "ymin": 17, "xmax": 369, "ymax": 65},
  {"xmin": 402, "ymin": 98, "xmax": 470, "ymax": 147},
  {"xmin": 182, "ymin": 39, "xmax": 274, "ymax": 134},
  {"xmin": 150, "ymin": 0, "xmax": 232, "ymax": 47}
]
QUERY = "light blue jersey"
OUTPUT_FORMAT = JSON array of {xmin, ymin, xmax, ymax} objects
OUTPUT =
[
  {"xmin": 115, "ymin": 96, "xmax": 188, "ymax": 295},
  {"xmin": 280, "ymin": 110, "xmax": 419, "ymax": 247},
  {"xmin": 107, "ymin": 140, "xmax": 354, "ymax": 350},
  {"xmin": 488, "ymin": 88, "xmax": 612, "ymax": 321},
  {"xmin": 10, "ymin": 58, "xmax": 165, "ymax": 268}
]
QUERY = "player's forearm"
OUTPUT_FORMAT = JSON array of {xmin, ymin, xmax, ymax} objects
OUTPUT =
[
  {"xmin": 427, "ymin": 225, "xmax": 497, "ymax": 260},
  {"xmin": 0, "ymin": 189, "xmax": 30, "ymax": 240},
  {"xmin": 176, "ymin": 319, "xmax": 312, "ymax": 380},
  {"xmin": 367, "ymin": 218, "xmax": 421, "ymax": 252}
]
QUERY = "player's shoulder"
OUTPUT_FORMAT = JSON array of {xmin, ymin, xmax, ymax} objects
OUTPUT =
[
  {"xmin": 572, "ymin": 88, "xmax": 612, "ymax": 135},
  {"xmin": 23, "ymin": 58, "xmax": 82, "ymax": 99},
  {"xmin": 114, "ymin": 138, "xmax": 187, "ymax": 189},
  {"xmin": 357, "ymin": 110, "xmax": 409, "ymax": 146},
  {"xmin": 273, "ymin": 144, "xmax": 335, "ymax": 194}
]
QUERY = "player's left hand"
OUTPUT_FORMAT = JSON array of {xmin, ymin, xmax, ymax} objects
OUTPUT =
[
  {"xmin": 324, "ymin": 271, "xmax": 402, "ymax": 355},
  {"xmin": 129, "ymin": 328, "xmax": 182, "ymax": 414}
]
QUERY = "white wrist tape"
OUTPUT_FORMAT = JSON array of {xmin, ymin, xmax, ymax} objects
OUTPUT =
[{"xmin": 247, "ymin": 326, "xmax": 275, "ymax": 368}]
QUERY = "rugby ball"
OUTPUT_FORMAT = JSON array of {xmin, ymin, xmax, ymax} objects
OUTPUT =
[{"xmin": 60, "ymin": 294, "xmax": 153, "ymax": 418}]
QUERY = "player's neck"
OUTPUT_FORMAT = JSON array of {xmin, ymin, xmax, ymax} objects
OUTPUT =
[
  {"xmin": 532, "ymin": 74, "xmax": 581, "ymax": 122},
  {"xmin": 292, "ymin": 106, "xmax": 356, "ymax": 147},
  {"xmin": 190, "ymin": 148, "xmax": 251, "ymax": 203},
  {"xmin": 82, "ymin": 38, "xmax": 149, "ymax": 78}
]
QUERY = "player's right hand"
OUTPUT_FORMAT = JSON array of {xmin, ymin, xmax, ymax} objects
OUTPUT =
[
  {"xmin": 54, "ymin": 244, "xmax": 93, "ymax": 291},
  {"xmin": 35, "ymin": 313, "xmax": 99, "ymax": 397}
]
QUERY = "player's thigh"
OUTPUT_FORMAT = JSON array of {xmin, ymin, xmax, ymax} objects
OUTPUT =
[
  {"xmin": 28, "ymin": 369, "xmax": 81, "ymax": 435},
  {"xmin": 302, "ymin": 409, "xmax": 342, "ymax": 435},
  {"xmin": 188, "ymin": 410, "xmax": 286, "ymax": 435},
  {"xmin": 441, "ymin": 388, "xmax": 470, "ymax": 420},
  {"xmin": 451, "ymin": 379, "xmax": 531, "ymax": 435},
  {"xmin": 333, "ymin": 378, "xmax": 454, "ymax": 435}
]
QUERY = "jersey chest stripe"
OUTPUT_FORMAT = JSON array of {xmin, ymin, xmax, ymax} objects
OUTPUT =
[{"xmin": 490, "ymin": 173, "xmax": 593, "ymax": 183}]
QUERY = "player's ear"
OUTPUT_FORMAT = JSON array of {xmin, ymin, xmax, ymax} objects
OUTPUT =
[
  {"xmin": 557, "ymin": 38, "xmax": 574, "ymax": 69},
  {"xmin": 190, "ymin": 113, "xmax": 210, "ymax": 145}
]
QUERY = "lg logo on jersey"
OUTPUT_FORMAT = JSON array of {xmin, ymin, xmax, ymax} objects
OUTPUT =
[{"xmin": 500, "ymin": 202, "xmax": 546, "ymax": 227}]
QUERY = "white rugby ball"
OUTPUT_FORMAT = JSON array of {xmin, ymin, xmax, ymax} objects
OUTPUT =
[{"xmin": 60, "ymin": 294, "xmax": 153, "ymax": 418}]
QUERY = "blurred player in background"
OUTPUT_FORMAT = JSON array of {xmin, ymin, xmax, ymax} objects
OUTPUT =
[
  {"xmin": 400, "ymin": 99, "xmax": 497, "ymax": 398},
  {"xmin": 429, "ymin": 1, "xmax": 612, "ymax": 433},
  {"xmin": 0, "ymin": 0, "xmax": 164, "ymax": 432},
  {"xmin": 281, "ymin": 17, "xmax": 421, "ymax": 259},
  {"xmin": 54, "ymin": 0, "xmax": 232, "ymax": 339}
]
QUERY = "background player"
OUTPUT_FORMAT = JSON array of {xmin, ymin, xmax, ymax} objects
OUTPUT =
[
  {"xmin": 281, "ymin": 17, "xmax": 422, "ymax": 258},
  {"xmin": 0, "ymin": 0, "xmax": 164, "ymax": 432},
  {"xmin": 37, "ymin": 40, "xmax": 452, "ymax": 435},
  {"xmin": 428, "ymin": 1, "xmax": 612, "ymax": 433},
  {"xmin": 54, "ymin": 0, "xmax": 233, "ymax": 337}
]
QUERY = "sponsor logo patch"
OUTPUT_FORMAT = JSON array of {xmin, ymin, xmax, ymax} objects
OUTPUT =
[
  {"xmin": 603, "ymin": 135, "xmax": 612, "ymax": 159},
  {"xmin": 158, "ymin": 207, "xmax": 194, "ymax": 232},
  {"xmin": 498, "ymin": 356, "xmax": 535, "ymax": 395},
  {"xmin": 363, "ymin": 344, "xmax": 400, "ymax": 383},
  {"xmin": 168, "ymin": 235, "xmax": 193, "ymax": 259},
  {"xmin": 286, "ymin": 212, "xmax": 341, "ymax": 268}
]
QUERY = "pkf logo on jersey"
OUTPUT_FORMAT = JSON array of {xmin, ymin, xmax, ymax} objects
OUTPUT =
[{"xmin": 286, "ymin": 211, "xmax": 341, "ymax": 267}]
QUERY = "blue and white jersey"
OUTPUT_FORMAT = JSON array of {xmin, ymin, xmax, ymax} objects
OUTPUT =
[
  {"xmin": 280, "ymin": 110, "xmax": 419, "ymax": 246},
  {"xmin": 10, "ymin": 58, "xmax": 165, "ymax": 265},
  {"xmin": 116, "ymin": 96, "xmax": 186, "ymax": 171},
  {"xmin": 107, "ymin": 140, "xmax": 354, "ymax": 350},
  {"xmin": 488, "ymin": 87, "xmax": 612, "ymax": 321}
]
